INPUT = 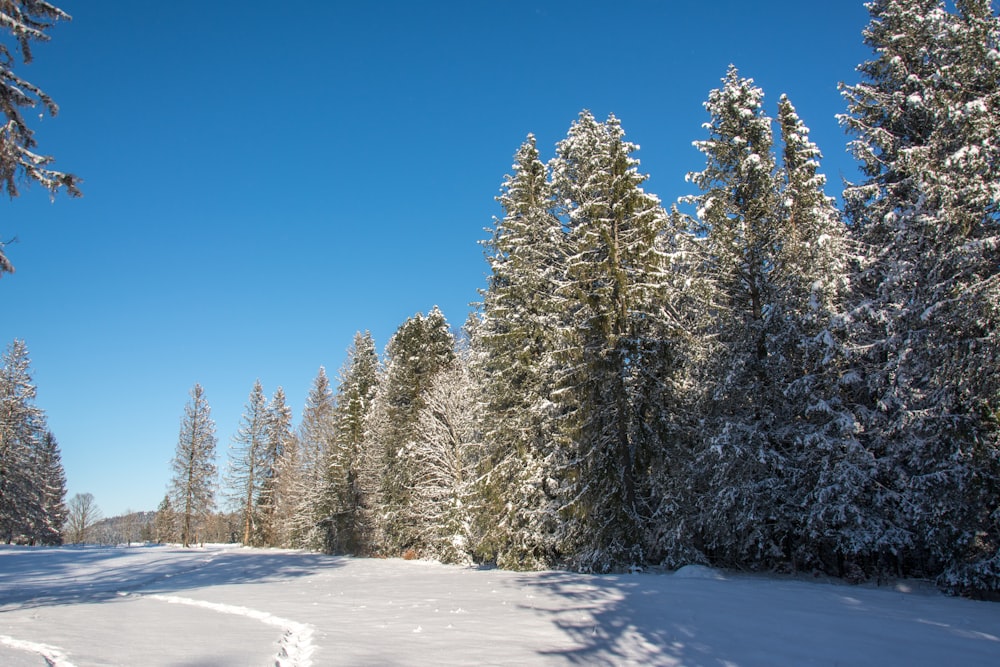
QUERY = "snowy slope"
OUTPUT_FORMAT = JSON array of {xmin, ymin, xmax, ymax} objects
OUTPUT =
[{"xmin": 1, "ymin": 544, "xmax": 998, "ymax": 666}]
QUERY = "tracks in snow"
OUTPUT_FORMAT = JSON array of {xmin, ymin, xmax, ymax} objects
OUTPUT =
[
  {"xmin": 0, "ymin": 634, "xmax": 74, "ymax": 666},
  {"xmin": 143, "ymin": 593, "xmax": 315, "ymax": 667}
]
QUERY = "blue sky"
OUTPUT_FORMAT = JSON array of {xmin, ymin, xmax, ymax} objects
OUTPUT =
[{"xmin": 3, "ymin": 1, "xmax": 871, "ymax": 517}]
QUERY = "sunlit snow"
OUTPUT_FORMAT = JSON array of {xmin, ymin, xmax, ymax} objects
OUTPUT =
[{"xmin": 1, "ymin": 544, "xmax": 999, "ymax": 666}]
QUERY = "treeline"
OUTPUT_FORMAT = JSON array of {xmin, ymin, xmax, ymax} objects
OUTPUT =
[
  {"xmin": 0, "ymin": 340, "xmax": 67, "ymax": 545},
  {"xmin": 170, "ymin": 0, "xmax": 997, "ymax": 595}
]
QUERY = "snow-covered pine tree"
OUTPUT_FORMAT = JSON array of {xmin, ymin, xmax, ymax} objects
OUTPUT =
[
  {"xmin": 840, "ymin": 0, "xmax": 1000, "ymax": 591},
  {"xmin": 30, "ymin": 430, "xmax": 66, "ymax": 544},
  {"xmin": 324, "ymin": 331, "xmax": 380, "ymax": 555},
  {"xmin": 0, "ymin": 339, "xmax": 46, "ymax": 543},
  {"xmin": 473, "ymin": 134, "xmax": 566, "ymax": 569},
  {"xmin": 366, "ymin": 307, "xmax": 455, "ymax": 556},
  {"xmin": 406, "ymin": 353, "xmax": 482, "ymax": 564},
  {"xmin": 773, "ymin": 94, "xmax": 872, "ymax": 573},
  {"xmin": 258, "ymin": 385, "xmax": 293, "ymax": 547},
  {"xmin": 684, "ymin": 68, "xmax": 864, "ymax": 571},
  {"xmin": 154, "ymin": 494, "xmax": 178, "ymax": 543},
  {"xmin": 289, "ymin": 367, "xmax": 337, "ymax": 550},
  {"xmin": 548, "ymin": 111, "xmax": 674, "ymax": 571},
  {"xmin": 168, "ymin": 383, "xmax": 218, "ymax": 547},
  {"xmin": 226, "ymin": 379, "xmax": 269, "ymax": 546},
  {"xmin": 0, "ymin": 0, "xmax": 79, "ymax": 276}
]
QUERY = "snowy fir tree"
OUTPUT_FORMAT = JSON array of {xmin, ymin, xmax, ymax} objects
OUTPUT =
[
  {"xmin": 30, "ymin": 430, "xmax": 66, "ymax": 545},
  {"xmin": 168, "ymin": 384, "xmax": 218, "ymax": 547},
  {"xmin": 324, "ymin": 331, "xmax": 380, "ymax": 555},
  {"xmin": 258, "ymin": 385, "xmax": 293, "ymax": 547},
  {"xmin": 0, "ymin": 0, "xmax": 79, "ymax": 276},
  {"xmin": 548, "ymin": 111, "xmax": 678, "ymax": 572},
  {"xmin": 840, "ymin": 0, "xmax": 1000, "ymax": 590},
  {"xmin": 681, "ymin": 67, "xmax": 872, "ymax": 572},
  {"xmin": 288, "ymin": 367, "xmax": 337, "ymax": 550},
  {"xmin": 154, "ymin": 494, "xmax": 178, "ymax": 544},
  {"xmin": 225, "ymin": 379, "xmax": 269, "ymax": 546},
  {"xmin": 473, "ymin": 134, "xmax": 566, "ymax": 569},
  {"xmin": 365, "ymin": 308, "xmax": 456, "ymax": 557},
  {"xmin": 770, "ymin": 94, "xmax": 880, "ymax": 574},
  {"xmin": 0, "ymin": 339, "xmax": 65, "ymax": 544}
]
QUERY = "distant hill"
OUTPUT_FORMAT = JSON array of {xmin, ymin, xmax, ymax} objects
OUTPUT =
[{"xmin": 89, "ymin": 511, "xmax": 157, "ymax": 545}]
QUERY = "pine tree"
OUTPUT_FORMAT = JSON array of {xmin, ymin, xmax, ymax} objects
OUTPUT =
[
  {"xmin": 31, "ymin": 430, "xmax": 66, "ymax": 545},
  {"xmin": 840, "ymin": 0, "xmax": 1000, "ymax": 590},
  {"xmin": 474, "ymin": 135, "xmax": 565, "ymax": 569},
  {"xmin": 154, "ymin": 494, "xmax": 177, "ymax": 543},
  {"xmin": 168, "ymin": 384, "xmax": 218, "ymax": 547},
  {"xmin": 548, "ymin": 111, "xmax": 674, "ymax": 571},
  {"xmin": 324, "ymin": 331, "xmax": 380, "ymax": 554},
  {"xmin": 366, "ymin": 308, "xmax": 456, "ymax": 556},
  {"xmin": 0, "ymin": 339, "xmax": 46, "ymax": 543},
  {"xmin": 291, "ymin": 367, "xmax": 336, "ymax": 549},
  {"xmin": 683, "ymin": 68, "xmax": 867, "ymax": 571},
  {"xmin": 0, "ymin": 0, "xmax": 80, "ymax": 276},
  {"xmin": 226, "ymin": 379, "xmax": 268, "ymax": 546},
  {"xmin": 258, "ymin": 385, "xmax": 292, "ymax": 546},
  {"xmin": 773, "ymin": 94, "xmax": 870, "ymax": 572}
]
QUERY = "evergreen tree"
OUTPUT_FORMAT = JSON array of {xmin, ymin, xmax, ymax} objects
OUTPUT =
[
  {"xmin": 474, "ymin": 135, "xmax": 565, "ymax": 569},
  {"xmin": 0, "ymin": 339, "xmax": 45, "ymax": 543},
  {"xmin": 258, "ymin": 385, "xmax": 292, "ymax": 546},
  {"xmin": 291, "ymin": 367, "xmax": 336, "ymax": 549},
  {"xmin": 548, "ymin": 111, "xmax": 675, "ymax": 571},
  {"xmin": 226, "ymin": 379, "xmax": 268, "ymax": 545},
  {"xmin": 324, "ymin": 331, "xmax": 379, "ymax": 554},
  {"xmin": 840, "ymin": 0, "xmax": 1000, "ymax": 590},
  {"xmin": 31, "ymin": 430, "xmax": 66, "ymax": 545},
  {"xmin": 0, "ymin": 0, "xmax": 80, "ymax": 276},
  {"xmin": 154, "ymin": 494, "xmax": 178, "ymax": 543},
  {"xmin": 168, "ymin": 384, "xmax": 218, "ymax": 547},
  {"xmin": 683, "ymin": 68, "xmax": 864, "ymax": 571},
  {"xmin": 774, "ymin": 94, "xmax": 873, "ymax": 573},
  {"xmin": 366, "ymin": 307, "xmax": 456, "ymax": 556}
]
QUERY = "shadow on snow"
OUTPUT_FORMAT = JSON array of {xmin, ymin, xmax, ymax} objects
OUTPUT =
[{"xmin": 0, "ymin": 544, "xmax": 343, "ymax": 612}]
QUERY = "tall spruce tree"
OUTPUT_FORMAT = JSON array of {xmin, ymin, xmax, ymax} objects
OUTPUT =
[
  {"xmin": 840, "ymin": 0, "xmax": 1000, "ymax": 590},
  {"xmin": 0, "ymin": 339, "xmax": 55, "ymax": 543},
  {"xmin": 31, "ymin": 430, "xmax": 66, "ymax": 544},
  {"xmin": 168, "ymin": 384, "xmax": 218, "ymax": 547},
  {"xmin": 683, "ymin": 68, "xmax": 865, "ymax": 571},
  {"xmin": 366, "ymin": 308, "xmax": 455, "ymax": 556},
  {"xmin": 258, "ymin": 385, "xmax": 292, "ymax": 546},
  {"xmin": 324, "ymin": 331, "xmax": 380, "ymax": 554},
  {"xmin": 292, "ymin": 367, "xmax": 337, "ymax": 550},
  {"xmin": 548, "ymin": 111, "xmax": 674, "ymax": 571},
  {"xmin": 226, "ymin": 379, "xmax": 269, "ymax": 545},
  {"xmin": 474, "ymin": 135, "xmax": 565, "ymax": 569}
]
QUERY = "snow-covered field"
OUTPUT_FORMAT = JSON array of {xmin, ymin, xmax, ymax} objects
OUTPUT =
[{"xmin": 1, "ymin": 545, "xmax": 998, "ymax": 666}]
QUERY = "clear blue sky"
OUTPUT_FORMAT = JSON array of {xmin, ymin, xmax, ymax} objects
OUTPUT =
[{"xmin": 3, "ymin": 0, "xmax": 870, "ymax": 517}]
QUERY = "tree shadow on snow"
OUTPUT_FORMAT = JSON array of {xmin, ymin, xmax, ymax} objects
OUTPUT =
[
  {"xmin": 516, "ymin": 568, "xmax": 1000, "ymax": 667},
  {"xmin": 515, "ymin": 569, "xmax": 732, "ymax": 666},
  {"xmin": 0, "ymin": 545, "xmax": 343, "ymax": 612}
]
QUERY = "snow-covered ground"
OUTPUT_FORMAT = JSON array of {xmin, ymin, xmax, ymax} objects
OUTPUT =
[{"xmin": 1, "ymin": 545, "xmax": 998, "ymax": 666}]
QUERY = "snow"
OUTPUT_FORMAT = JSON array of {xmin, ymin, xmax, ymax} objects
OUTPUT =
[{"xmin": 2, "ymin": 545, "xmax": 999, "ymax": 666}]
